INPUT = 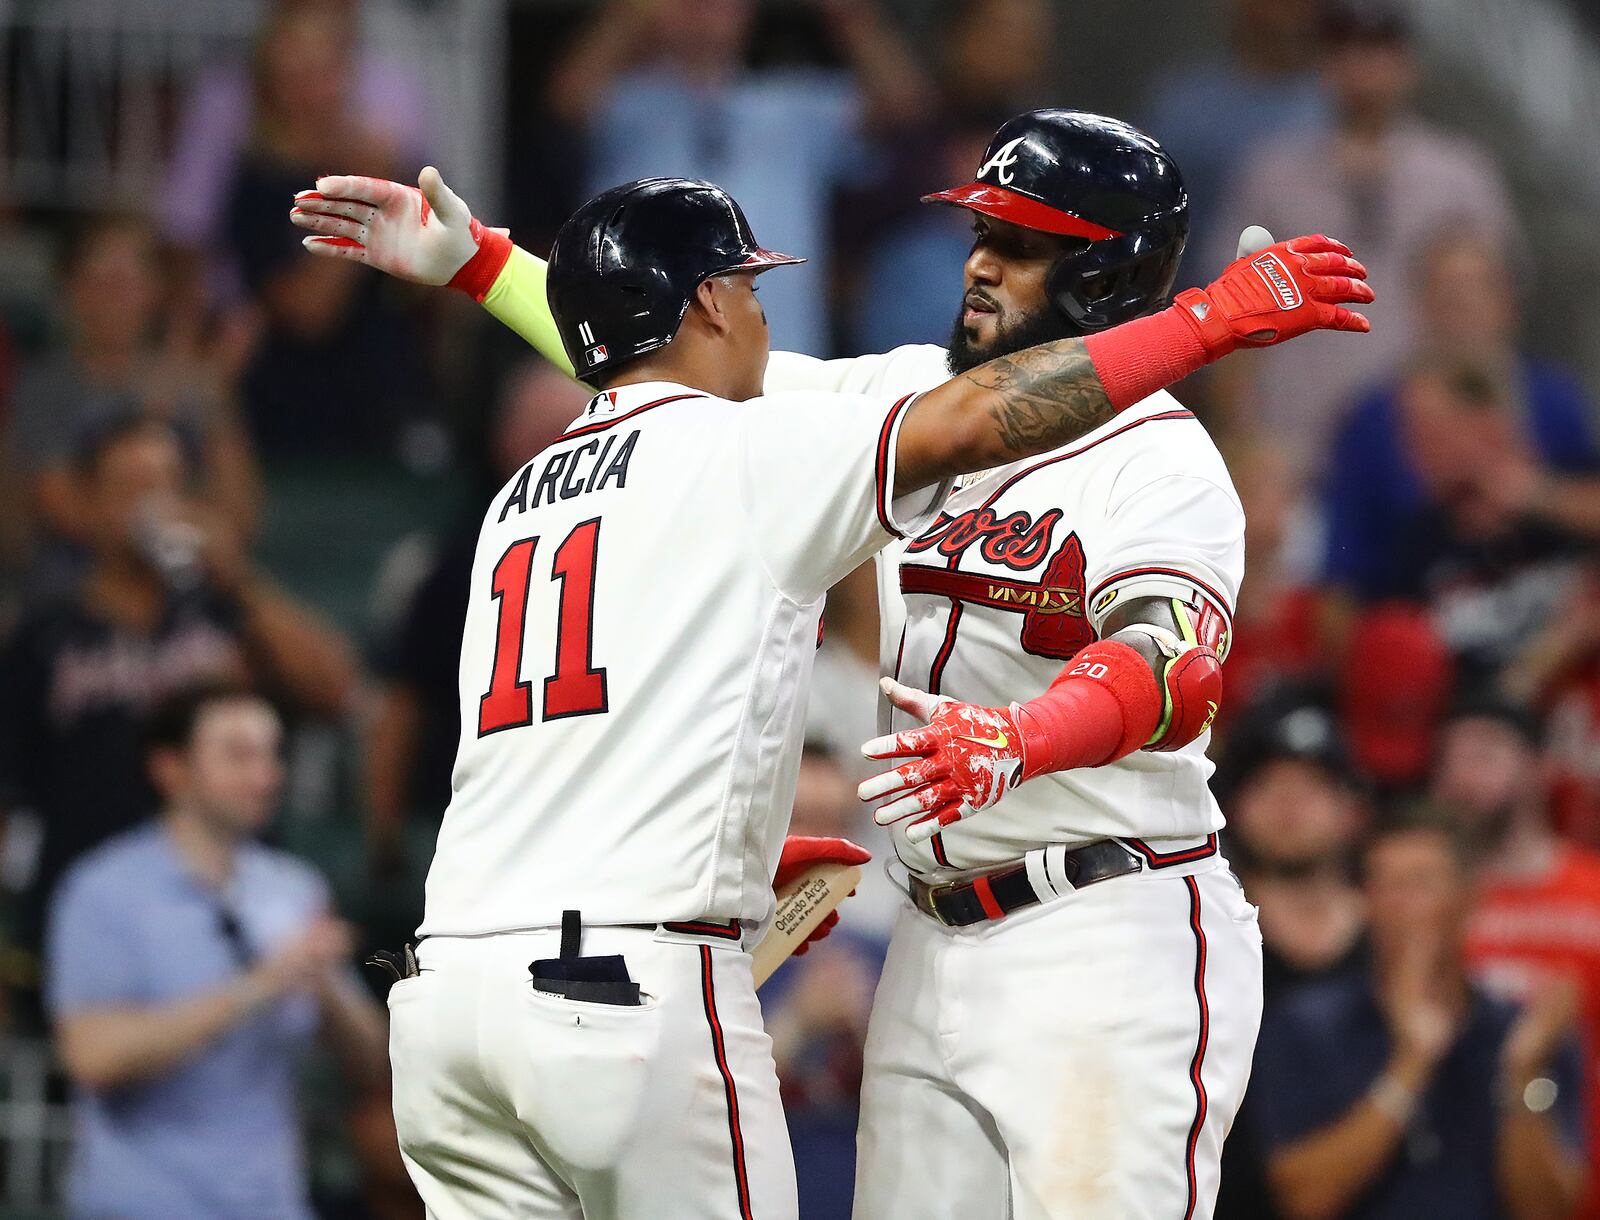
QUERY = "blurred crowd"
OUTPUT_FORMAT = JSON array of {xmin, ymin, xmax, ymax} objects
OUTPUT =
[{"xmin": 1, "ymin": 0, "xmax": 1598, "ymax": 1217}]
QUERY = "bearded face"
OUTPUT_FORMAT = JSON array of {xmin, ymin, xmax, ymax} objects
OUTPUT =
[{"xmin": 944, "ymin": 216, "xmax": 1085, "ymax": 375}]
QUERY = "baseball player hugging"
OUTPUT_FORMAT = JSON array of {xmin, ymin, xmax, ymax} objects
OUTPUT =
[{"xmin": 293, "ymin": 107, "xmax": 1375, "ymax": 1220}]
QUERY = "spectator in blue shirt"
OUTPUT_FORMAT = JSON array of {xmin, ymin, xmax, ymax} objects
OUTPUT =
[
  {"xmin": 46, "ymin": 684, "xmax": 390, "ymax": 1220},
  {"xmin": 1321, "ymin": 225, "xmax": 1600, "ymax": 687},
  {"xmin": 1325, "ymin": 225, "xmax": 1600, "ymax": 594},
  {"xmin": 1251, "ymin": 812, "xmax": 1586, "ymax": 1220},
  {"xmin": 545, "ymin": 0, "xmax": 931, "ymax": 356}
]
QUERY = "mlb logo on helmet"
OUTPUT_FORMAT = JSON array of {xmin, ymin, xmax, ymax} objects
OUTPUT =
[
  {"xmin": 1250, "ymin": 253, "xmax": 1302, "ymax": 310},
  {"xmin": 586, "ymin": 345, "xmax": 608, "ymax": 366}
]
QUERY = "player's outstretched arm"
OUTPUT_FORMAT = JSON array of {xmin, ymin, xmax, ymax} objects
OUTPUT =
[
  {"xmin": 891, "ymin": 230, "xmax": 1373, "ymax": 494},
  {"xmin": 291, "ymin": 168, "xmax": 576, "ymax": 377},
  {"xmin": 857, "ymin": 598, "xmax": 1221, "ymax": 842}
]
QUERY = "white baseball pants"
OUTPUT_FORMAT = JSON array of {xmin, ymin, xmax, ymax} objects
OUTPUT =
[
  {"xmin": 854, "ymin": 854, "xmax": 1263, "ymax": 1220},
  {"xmin": 387, "ymin": 926, "xmax": 795, "ymax": 1220}
]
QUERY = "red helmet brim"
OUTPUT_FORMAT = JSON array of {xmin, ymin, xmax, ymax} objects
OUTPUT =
[{"xmin": 922, "ymin": 183, "xmax": 1124, "ymax": 242}]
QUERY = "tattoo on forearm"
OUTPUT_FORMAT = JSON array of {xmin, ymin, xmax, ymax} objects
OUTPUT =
[{"xmin": 964, "ymin": 339, "xmax": 1116, "ymax": 457}]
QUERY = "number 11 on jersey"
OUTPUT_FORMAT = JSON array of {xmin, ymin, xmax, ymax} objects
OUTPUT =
[{"xmin": 478, "ymin": 518, "xmax": 610, "ymax": 735}]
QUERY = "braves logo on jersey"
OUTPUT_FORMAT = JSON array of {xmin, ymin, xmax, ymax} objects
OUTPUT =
[{"xmin": 903, "ymin": 508, "xmax": 1094, "ymax": 661}]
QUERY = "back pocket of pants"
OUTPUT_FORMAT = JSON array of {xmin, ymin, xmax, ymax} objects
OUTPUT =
[{"xmin": 510, "ymin": 986, "xmax": 664, "ymax": 1172}]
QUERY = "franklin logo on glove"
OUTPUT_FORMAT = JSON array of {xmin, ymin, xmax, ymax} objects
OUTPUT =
[{"xmin": 1251, "ymin": 252, "xmax": 1303, "ymax": 310}]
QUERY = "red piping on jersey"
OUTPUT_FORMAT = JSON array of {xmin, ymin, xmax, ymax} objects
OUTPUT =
[
  {"xmin": 665, "ymin": 919, "xmax": 741, "ymax": 940},
  {"xmin": 700, "ymin": 946, "xmax": 755, "ymax": 1220},
  {"xmin": 1125, "ymin": 834, "xmax": 1219, "ymax": 869},
  {"xmin": 1088, "ymin": 567, "xmax": 1235, "ymax": 626},
  {"xmin": 921, "ymin": 546, "xmax": 967, "ymax": 869},
  {"xmin": 899, "ymin": 566, "xmax": 1084, "ymax": 618},
  {"xmin": 561, "ymin": 392, "xmax": 707, "ymax": 441},
  {"xmin": 970, "ymin": 410, "xmax": 1195, "ymax": 512},
  {"xmin": 875, "ymin": 394, "xmax": 919, "ymax": 537},
  {"xmin": 1181, "ymin": 876, "xmax": 1211, "ymax": 1220}
]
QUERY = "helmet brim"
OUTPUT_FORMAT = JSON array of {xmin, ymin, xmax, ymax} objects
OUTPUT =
[
  {"xmin": 734, "ymin": 247, "xmax": 807, "ymax": 271},
  {"xmin": 922, "ymin": 183, "xmax": 1123, "ymax": 242}
]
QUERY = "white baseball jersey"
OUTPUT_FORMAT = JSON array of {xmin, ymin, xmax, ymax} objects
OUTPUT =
[
  {"xmin": 765, "ymin": 348, "xmax": 1245, "ymax": 876},
  {"xmin": 418, "ymin": 379, "xmax": 950, "ymax": 936}
]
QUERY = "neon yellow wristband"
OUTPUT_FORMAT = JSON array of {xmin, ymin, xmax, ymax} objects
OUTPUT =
[{"xmin": 481, "ymin": 245, "xmax": 576, "ymax": 378}]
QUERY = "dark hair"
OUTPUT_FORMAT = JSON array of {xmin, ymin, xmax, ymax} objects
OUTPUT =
[
  {"xmin": 1439, "ymin": 687, "xmax": 1544, "ymax": 748},
  {"xmin": 1363, "ymin": 801, "xmax": 1478, "ymax": 873},
  {"xmin": 56, "ymin": 212, "xmax": 155, "ymax": 281},
  {"xmin": 1321, "ymin": 0, "xmax": 1412, "ymax": 45},
  {"xmin": 143, "ymin": 682, "xmax": 266, "ymax": 759},
  {"xmin": 72, "ymin": 412, "xmax": 183, "ymax": 479}
]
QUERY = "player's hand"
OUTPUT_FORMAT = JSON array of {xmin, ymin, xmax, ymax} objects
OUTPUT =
[
  {"xmin": 774, "ymin": 836, "xmax": 872, "ymax": 954},
  {"xmin": 291, "ymin": 166, "xmax": 509, "ymax": 295},
  {"xmin": 858, "ymin": 677, "xmax": 1026, "ymax": 845},
  {"xmin": 1175, "ymin": 229, "xmax": 1373, "ymax": 358}
]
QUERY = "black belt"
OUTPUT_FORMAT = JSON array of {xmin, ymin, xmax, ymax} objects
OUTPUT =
[{"xmin": 910, "ymin": 840, "xmax": 1142, "ymax": 927}]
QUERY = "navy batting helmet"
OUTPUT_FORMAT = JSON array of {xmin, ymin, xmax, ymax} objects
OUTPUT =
[
  {"xmin": 924, "ymin": 110, "xmax": 1189, "ymax": 334},
  {"xmin": 547, "ymin": 177, "xmax": 804, "ymax": 385}
]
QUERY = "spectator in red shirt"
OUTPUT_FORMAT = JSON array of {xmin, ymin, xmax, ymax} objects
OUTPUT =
[{"xmin": 1433, "ymin": 694, "xmax": 1600, "ymax": 1219}]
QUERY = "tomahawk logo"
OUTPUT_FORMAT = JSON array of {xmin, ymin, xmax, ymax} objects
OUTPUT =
[
  {"xmin": 976, "ymin": 136, "xmax": 1027, "ymax": 186},
  {"xmin": 1251, "ymin": 253, "xmax": 1302, "ymax": 310}
]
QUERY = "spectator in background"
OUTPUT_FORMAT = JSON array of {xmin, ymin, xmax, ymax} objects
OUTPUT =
[
  {"xmin": 223, "ymin": 0, "xmax": 431, "ymax": 455},
  {"xmin": 1531, "ymin": 574, "xmax": 1600, "ymax": 844},
  {"xmin": 0, "ymin": 418, "xmax": 354, "ymax": 987},
  {"xmin": 842, "ymin": 0, "xmax": 1054, "ymax": 351},
  {"xmin": 46, "ymin": 685, "xmax": 391, "ymax": 1220},
  {"xmin": 1252, "ymin": 813, "xmax": 1586, "ymax": 1220},
  {"xmin": 847, "ymin": 113, "xmax": 1001, "ymax": 353},
  {"xmin": 546, "ymin": 0, "xmax": 931, "ymax": 355},
  {"xmin": 1206, "ymin": 0, "xmax": 1514, "ymax": 473},
  {"xmin": 163, "ymin": 0, "xmax": 433, "ymax": 263},
  {"xmin": 938, "ymin": 0, "xmax": 1055, "ymax": 118},
  {"xmin": 1432, "ymin": 695, "xmax": 1600, "ymax": 1220},
  {"xmin": 2, "ymin": 216, "xmax": 259, "ymax": 590},
  {"xmin": 1321, "ymin": 357, "xmax": 1600, "ymax": 692},
  {"xmin": 763, "ymin": 744, "xmax": 886, "ymax": 1220},
  {"xmin": 1219, "ymin": 700, "xmax": 1368, "ymax": 1001},
  {"xmin": 364, "ymin": 360, "xmax": 589, "ymax": 879},
  {"xmin": 1142, "ymin": 0, "xmax": 1329, "ymax": 281},
  {"xmin": 1324, "ymin": 224, "xmax": 1600, "ymax": 575},
  {"xmin": 1213, "ymin": 700, "xmax": 1369, "ymax": 1220}
]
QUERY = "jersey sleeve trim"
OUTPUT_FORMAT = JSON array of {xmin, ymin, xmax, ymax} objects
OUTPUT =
[
  {"xmin": 1087, "ymin": 566, "xmax": 1235, "ymax": 636},
  {"xmin": 874, "ymin": 394, "xmax": 917, "ymax": 537},
  {"xmin": 877, "ymin": 393, "xmax": 952, "ymax": 539}
]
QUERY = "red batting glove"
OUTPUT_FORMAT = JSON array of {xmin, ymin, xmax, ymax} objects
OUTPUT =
[
  {"xmin": 857, "ymin": 679, "xmax": 1027, "ymax": 845},
  {"xmin": 1082, "ymin": 229, "xmax": 1373, "ymax": 411},
  {"xmin": 1177, "ymin": 233, "xmax": 1373, "ymax": 356},
  {"xmin": 774, "ymin": 835, "xmax": 872, "ymax": 954}
]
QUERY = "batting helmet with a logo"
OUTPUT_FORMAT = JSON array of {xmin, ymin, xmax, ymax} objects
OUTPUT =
[
  {"xmin": 924, "ymin": 110, "xmax": 1189, "ymax": 334},
  {"xmin": 547, "ymin": 177, "xmax": 803, "ymax": 385}
]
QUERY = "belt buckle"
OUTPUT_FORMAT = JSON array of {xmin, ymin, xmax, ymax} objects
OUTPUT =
[{"xmin": 921, "ymin": 880, "xmax": 962, "ymax": 927}]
